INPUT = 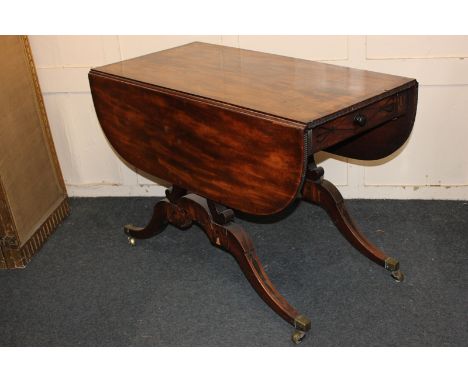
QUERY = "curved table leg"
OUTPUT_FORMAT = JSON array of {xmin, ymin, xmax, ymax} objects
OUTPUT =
[
  {"xmin": 124, "ymin": 185, "xmax": 187, "ymax": 243},
  {"xmin": 124, "ymin": 191, "xmax": 311, "ymax": 343},
  {"xmin": 302, "ymin": 166, "xmax": 404, "ymax": 282},
  {"xmin": 177, "ymin": 194, "xmax": 311, "ymax": 343},
  {"xmin": 124, "ymin": 199, "xmax": 170, "ymax": 243}
]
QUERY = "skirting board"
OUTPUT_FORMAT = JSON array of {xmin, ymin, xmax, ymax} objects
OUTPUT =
[{"xmin": 65, "ymin": 184, "xmax": 468, "ymax": 200}]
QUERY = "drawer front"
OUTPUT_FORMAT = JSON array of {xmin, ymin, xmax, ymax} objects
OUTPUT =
[{"xmin": 312, "ymin": 91, "xmax": 408, "ymax": 152}]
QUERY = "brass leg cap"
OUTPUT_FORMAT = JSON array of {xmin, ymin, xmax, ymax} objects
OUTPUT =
[
  {"xmin": 292, "ymin": 330, "xmax": 306, "ymax": 344},
  {"xmin": 385, "ymin": 257, "xmax": 399, "ymax": 271},
  {"xmin": 128, "ymin": 236, "xmax": 136, "ymax": 246},
  {"xmin": 391, "ymin": 270, "xmax": 404, "ymax": 282},
  {"xmin": 294, "ymin": 314, "xmax": 311, "ymax": 332}
]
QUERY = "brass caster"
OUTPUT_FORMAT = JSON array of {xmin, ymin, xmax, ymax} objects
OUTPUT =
[
  {"xmin": 291, "ymin": 330, "xmax": 306, "ymax": 344},
  {"xmin": 128, "ymin": 236, "xmax": 136, "ymax": 246},
  {"xmin": 391, "ymin": 270, "xmax": 404, "ymax": 282}
]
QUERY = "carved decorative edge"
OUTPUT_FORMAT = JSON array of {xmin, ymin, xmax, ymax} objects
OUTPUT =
[
  {"xmin": 89, "ymin": 70, "xmax": 306, "ymax": 130},
  {"xmin": 306, "ymin": 80, "xmax": 418, "ymax": 129},
  {"xmin": 0, "ymin": 198, "xmax": 70, "ymax": 269},
  {"xmin": 21, "ymin": 35, "xmax": 67, "ymax": 192},
  {"xmin": 91, "ymin": 55, "xmax": 417, "ymax": 131}
]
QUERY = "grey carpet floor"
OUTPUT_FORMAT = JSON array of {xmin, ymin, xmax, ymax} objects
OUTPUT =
[{"xmin": 0, "ymin": 198, "xmax": 467, "ymax": 346}]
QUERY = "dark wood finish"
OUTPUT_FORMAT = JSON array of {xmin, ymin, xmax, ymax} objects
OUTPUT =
[
  {"xmin": 302, "ymin": 163, "xmax": 390, "ymax": 268},
  {"xmin": 89, "ymin": 71, "xmax": 305, "ymax": 216},
  {"xmin": 314, "ymin": 88, "xmax": 405, "ymax": 151},
  {"xmin": 324, "ymin": 85, "xmax": 419, "ymax": 160},
  {"xmin": 89, "ymin": 42, "xmax": 418, "ymax": 341},
  {"xmin": 125, "ymin": 193, "xmax": 311, "ymax": 333},
  {"xmin": 0, "ymin": 36, "xmax": 69, "ymax": 269},
  {"xmin": 206, "ymin": 200, "xmax": 235, "ymax": 225},
  {"xmin": 301, "ymin": 162, "xmax": 404, "ymax": 282},
  {"xmin": 90, "ymin": 42, "xmax": 418, "ymax": 215},
  {"xmin": 165, "ymin": 185, "xmax": 187, "ymax": 203},
  {"xmin": 94, "ymin": 42, "xmax": 415, "ymax": 125}
]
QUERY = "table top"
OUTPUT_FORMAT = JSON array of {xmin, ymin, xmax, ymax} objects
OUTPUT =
[
  {"xmin": 93, "ymin": 42, "xmax": 415, "ymax": 126},
  {"xmin": 89, "ymin": 42, "xmax": 418, "ymax": 215}
]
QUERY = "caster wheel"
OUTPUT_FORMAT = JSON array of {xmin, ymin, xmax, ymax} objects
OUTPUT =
[
  {"xmin": 391, "ymin": 270, "xmax": 404, "ymax": 282},
  {"xmin": 128, "ymin": 236, "xmax": 136, "ymax": 246},
  {"xmin": 291, "ymin": 330, "xmax": 306, "ymax": 344}
]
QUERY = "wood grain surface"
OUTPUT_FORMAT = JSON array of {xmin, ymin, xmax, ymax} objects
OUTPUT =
[
  {"xmin": 93, "ymin": 42, "xmax": 416, "ymax": 125},
  {"xmin": 89, "ymin": 72, "xmax": 306, "ymax": 215},
  {"xmin": 89, "ymin": 42, "xmax": 418, "ymax": 215},
  {"xmin": 324, "ymin": 85, "xmax": 418, "ymax": 160}
]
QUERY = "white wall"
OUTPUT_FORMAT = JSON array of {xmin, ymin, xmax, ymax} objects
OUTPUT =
[{"xmin": 29, "ymin": 35, "xmax": 468, "ymax": 199}]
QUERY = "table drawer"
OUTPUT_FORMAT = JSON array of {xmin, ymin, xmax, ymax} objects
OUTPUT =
[{"xmin": 312, "ymin": 91, "xmax": 408, "ymax": 151}]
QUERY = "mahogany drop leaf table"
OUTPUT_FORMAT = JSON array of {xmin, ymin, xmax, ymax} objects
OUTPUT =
[{"xmin": 89, "ymin": 42, "xmax": 418, "ymax": 344}]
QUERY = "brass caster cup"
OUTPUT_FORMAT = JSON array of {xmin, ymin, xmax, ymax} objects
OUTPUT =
[
  {"xmin": 291, "ymin": 330, "xmax": 306, "ymax": 344},
  {"xmin": 128, "ymin": 236, "xmax": 136, "ymax": 246},
  {"xmin": 391, "ymin": 270, "xmax": 404, "ymax": 282}
]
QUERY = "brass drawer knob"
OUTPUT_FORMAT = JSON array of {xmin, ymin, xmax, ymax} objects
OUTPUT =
[{"xmin": 353, "ymin": 113, "xmax": 367, "ymax": 127}]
